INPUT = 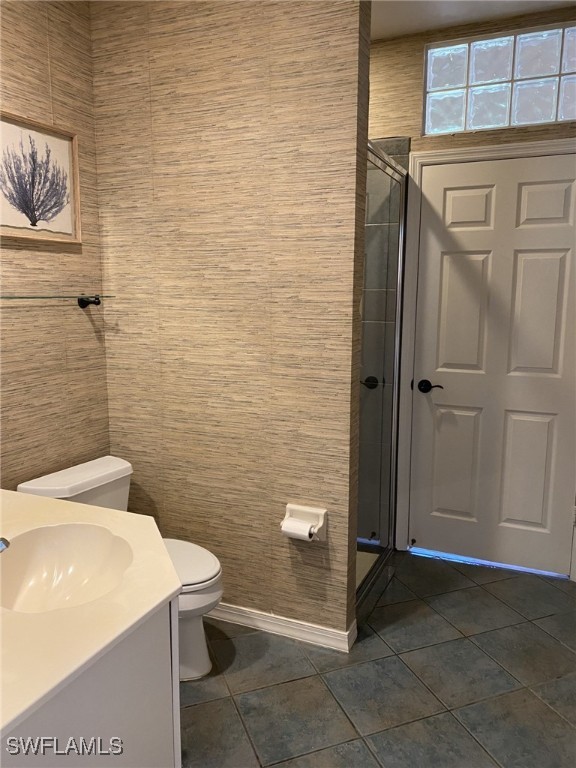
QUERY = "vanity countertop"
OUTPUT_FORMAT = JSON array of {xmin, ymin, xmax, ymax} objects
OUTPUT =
[{"xmin": 0, "ymin": 489, "xmax": 181, "ymax": 733}]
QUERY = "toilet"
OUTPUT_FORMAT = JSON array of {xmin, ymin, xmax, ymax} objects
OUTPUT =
[{"xmin": 16, "ymin": 455, "xmax": 222, "ymax": 680}]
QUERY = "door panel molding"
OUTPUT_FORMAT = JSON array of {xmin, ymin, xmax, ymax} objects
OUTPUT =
[
  {"xmin": 499, "ymin": 410, "xmax": 556, "ymax": 531},
  {"xmin": 508, "ymin": 249, "xmax": 568, "ymax": 376},
  {"xmin": 431, "ymin": 404, "xmax": 482, "ymax": 522},
  {"xmin": 437, "ymin": 251, "xmax": 491, "ymax": 372}
]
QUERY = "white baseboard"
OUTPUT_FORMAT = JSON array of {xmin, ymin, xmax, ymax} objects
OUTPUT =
[{"xmin": 208, "ymin": 603, "xmax": 357, "ymax": 653}]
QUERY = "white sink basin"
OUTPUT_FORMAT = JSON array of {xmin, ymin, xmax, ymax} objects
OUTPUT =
[{"xmin": 0, "ymin": 523, "xmax": 133, "ymax": 613}]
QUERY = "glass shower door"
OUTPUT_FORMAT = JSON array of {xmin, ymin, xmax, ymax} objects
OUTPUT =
[{"xmin": 357, "ymin": 149, "xmax": 405, "ymax": 550}]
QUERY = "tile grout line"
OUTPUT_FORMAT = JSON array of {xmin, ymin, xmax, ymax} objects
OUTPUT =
[
  {"xmin": 424, "ymin": 580, "xmax": 530, "ymax": 620},
  {"xmin": 231, "ymin": 673, "xmax": 365, "ymax": 768},
  {"xmin": 362, "ymin": 732, "xmax": 387, "ymax": 768},
  {"xmin": 479, "ymin": 583, "xmax": 574, "ymax": 622},
  {"xmin": 369, "ymin": 709, "xmax": 507, "ymax": 768},
  {"xmin": 531, "ymin": 616, "xmax": 576, "ymax": 654},
  {"xmin": 451, "ymin": 702, "xmax": 509, "ymax": 768},
  {"xmin": 202, "ymin": 630, "xmax": 369, "ymax": 763},
  {"xmin": 467, "ymin": 619, "xmax": 576, "ymax": 688},
  {"xmin": 364, "ymin": 706, "xmax": 505, "ymax": 766},
  {"xmin": 528, "ymin": 680, "xmax": 576, "ymax": 729},
  {"xmin": 539, "ymin": 576, "xmax": 576, "ymax": 596},
  {"xmin": 381, "ymin": 561, "xmax": 543, "ymax": 652},
  {"xmin": 264, "ymin": 739, "xmax": 370, "ymax": 768},
  {"xmin": 398, "ymin": 646, "xmax": 525, "ymax": 711},
  {"xmin": 368, "ymin": 559, "xmax": 575, "ymax": 699},
  {"xmin": 320, "ymin": 655, "xmax": 450, "ymax": 737},
  {"xmin": 208, "ymin": 632, "xmax": 320, "ymax": 696},
  {"xmin": 228, "ymin": 693, "xmax": 265, "ymax": 768},
  {"xmin": 391, "ymin": 570, "xmax": 469, "ymax": 599},
  {"xmin": 311, "ymin": 672, "xmax": 366, "ymax": 746}
]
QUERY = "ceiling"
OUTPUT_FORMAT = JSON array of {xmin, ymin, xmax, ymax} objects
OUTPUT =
[{"xmin": 371, "ymin": 0, "xmax": 575, "ymax": 41}]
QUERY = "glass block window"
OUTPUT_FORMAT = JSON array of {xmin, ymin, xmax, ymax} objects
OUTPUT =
[{"xmin": 425, "ymin": 25, "xmax": 576, "ymax": 135}]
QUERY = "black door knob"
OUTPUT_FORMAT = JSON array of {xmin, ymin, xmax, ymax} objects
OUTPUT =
[
  {"xmin": 417, "ymin": 379, "xmax": 444, "ymax": 393},
  {"xmin": 361, "ymin": 376, "xmax": 379, "ymax": 389}
]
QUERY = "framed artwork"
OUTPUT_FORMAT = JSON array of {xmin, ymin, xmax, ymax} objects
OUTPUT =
[{"xmin": 0, "ymin": 112, "xmax": 81, "ymax": 244}]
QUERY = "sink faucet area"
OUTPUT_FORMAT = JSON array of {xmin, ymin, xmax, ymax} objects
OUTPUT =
[{"xmin": 0, "ymin": 490, "xmax": 182, "ymax": 766}]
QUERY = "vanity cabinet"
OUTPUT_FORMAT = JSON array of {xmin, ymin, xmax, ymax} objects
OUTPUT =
[
  {"xmin": 1, "ymin": 490, "xmax": 182, "ymax": 767},
  {"xmin": 3, "ymin": 601, "xmax": 181, "ymax": 768}
]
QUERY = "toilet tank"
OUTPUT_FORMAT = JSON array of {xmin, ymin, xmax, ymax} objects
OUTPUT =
[{"xmin": 17, "ymin": 456, "xmax": 133, "ymax": 511}]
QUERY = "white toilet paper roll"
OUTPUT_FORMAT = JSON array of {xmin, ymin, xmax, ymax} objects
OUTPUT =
[{"xmin": 281, "ymin": 517, "xmax": 314, "ymax": 540}]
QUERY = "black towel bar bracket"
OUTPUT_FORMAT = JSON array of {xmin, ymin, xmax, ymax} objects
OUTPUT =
[{"xmin": 78, "ymin": 295, "xmax": 101, "ymax": 309}]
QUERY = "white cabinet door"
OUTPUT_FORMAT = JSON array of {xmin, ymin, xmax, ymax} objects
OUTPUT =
[
  {"xmin": 4, "ymin": 605, "xmax": 177, "ymax": 767},
  {"xmin": 410, "ymin": 154, "xmax": 575, "ymax": 574}
]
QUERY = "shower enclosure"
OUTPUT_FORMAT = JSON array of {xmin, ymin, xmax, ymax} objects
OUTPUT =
[{"xmin": 357, "ymin": 142, "xmax": 407, "ymax": 585}]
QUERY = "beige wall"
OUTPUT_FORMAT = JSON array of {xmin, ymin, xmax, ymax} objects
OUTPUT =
[
  {"xmin": 92, "ymin": 1, "xmax": 369, "ymax": 631},
  {"xmin": 370, "ymin": 7, "xmax": 576, "ymax": 151},
  {"xmin": 0, "ymin": 2, "xmax": 109, "ymax": 491}
]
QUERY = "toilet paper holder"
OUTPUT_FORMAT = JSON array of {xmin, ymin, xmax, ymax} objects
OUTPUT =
[{"xmin": 282, "ymin": 504, "xmax": 327, "ymax": 542}]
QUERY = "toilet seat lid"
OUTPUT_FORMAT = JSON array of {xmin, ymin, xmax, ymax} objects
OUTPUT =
[{"xmin": 164, "ymin": 538, "xmax": 221, "ymax": 586}]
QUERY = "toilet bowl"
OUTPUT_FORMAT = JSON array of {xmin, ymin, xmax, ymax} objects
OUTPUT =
[
  {"xmin": 163, "ymin": 538, "xmax": 222, "ymax": 679},
  {"xmin": 17, "ymin": 456, "xmax": 222, "ymax": 680}
]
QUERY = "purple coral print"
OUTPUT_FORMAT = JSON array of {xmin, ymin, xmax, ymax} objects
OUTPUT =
[{"xmin": 0, "ymin": 134, "xmax": 69, "ymax": 227}]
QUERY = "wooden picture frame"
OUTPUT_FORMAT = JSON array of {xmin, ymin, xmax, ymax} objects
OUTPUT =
[{"xmin": 0, "ymin": 112, "xmax": 81, "ymax": 244}]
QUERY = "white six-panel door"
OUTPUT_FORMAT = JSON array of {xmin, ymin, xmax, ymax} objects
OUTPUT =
[{"xmin": 410, "ymin": 153, "xmax": 575, "ymax": 574}]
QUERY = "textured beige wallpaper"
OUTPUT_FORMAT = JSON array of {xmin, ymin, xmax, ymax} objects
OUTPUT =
[
  {"xmin": 0, "ymin": 2, "xmax": 109, "ymax": 491},
  {"xmin": 370, "ymin": 7, "xmax": 576, "ymax": 151},
  {"xmin": 92, "ymin": 0, "xmax": 369, "ymax": 631}
]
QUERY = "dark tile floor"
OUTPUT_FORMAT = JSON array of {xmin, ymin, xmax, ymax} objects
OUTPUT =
[{"xmin": 180, "ymin": 553, "xmax": 576, "ymax": 768}]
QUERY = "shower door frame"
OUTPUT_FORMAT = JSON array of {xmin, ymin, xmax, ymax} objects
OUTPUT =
[
  {"xmin": 363, "ymin": 143, "xmax": 408, "ymax": 551},
  {"xmin": 396, "ymin": 138, "xmax": 576, "ymax": 570}
]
